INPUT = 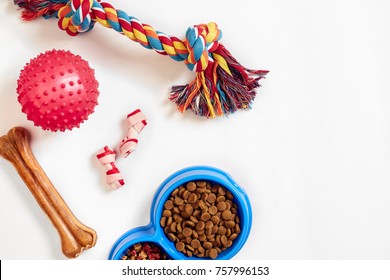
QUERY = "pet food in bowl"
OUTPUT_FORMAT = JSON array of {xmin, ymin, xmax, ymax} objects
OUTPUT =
[
  {"xmin": 121, "ymin": 242, "xmax": 170, "ymax": 260},
  {"xmin": 160, "ymin": 181, "xmax": 241, "ymax": 259}
]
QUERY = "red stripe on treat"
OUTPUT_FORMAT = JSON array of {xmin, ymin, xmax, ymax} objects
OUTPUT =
[
  {"xmin": 106, "ymin": 164, "xmax": 120, "ymax": 175},
  {"xmin": 96, "ymin": 146, "xmax": 115, "ymax": 159},
  {"xmin": 127, "ymin": 109, "xmax": 141, "ymax": 118},
  {"xmin": 121, "ymin": 138, "xmax": 139, "ymax": 145}
]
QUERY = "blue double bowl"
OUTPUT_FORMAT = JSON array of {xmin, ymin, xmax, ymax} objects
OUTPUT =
[{"xmin": 109, "ymin": 166, "xmax": 252, "ymax": 260}]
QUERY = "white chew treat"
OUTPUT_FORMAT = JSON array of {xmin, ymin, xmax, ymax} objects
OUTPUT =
[
  {"xmin": 96, "ymin": 146, "xmax": 125, "ymax": 190},
  {"xmin": 119, "ymin": 109, "xmax": 147, "ymax": 158},
  {"xmin": 106, "ymin": 171, "xmax": 125, "ymax": 190},
  {"xmin": 127, "ymin": 110, "xmax": 147, "ymax": 128}
]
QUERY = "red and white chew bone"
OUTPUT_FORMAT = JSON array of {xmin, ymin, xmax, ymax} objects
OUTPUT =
[
  {"xmin": 96, "ymin": 146, "xmax": 125, "ymax": 190},
  {"xmin": 119, "ymin": 109, "xmax": 147, "ymax": 158}
]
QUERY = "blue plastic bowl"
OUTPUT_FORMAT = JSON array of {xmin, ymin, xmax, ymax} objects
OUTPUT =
[{"xmin": 108, "ymin": 165, "xmax": 252, "ymax": 260}]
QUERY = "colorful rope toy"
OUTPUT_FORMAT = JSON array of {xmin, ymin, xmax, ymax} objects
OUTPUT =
[{"xmin": 14, "ymin": 0, "xmax": 269, "ymax": 118}]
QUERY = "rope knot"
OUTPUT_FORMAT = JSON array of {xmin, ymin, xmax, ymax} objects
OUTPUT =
[
  {"xmin": 58, "ymin": 0, "xmax": 95, "ymax": 36},
  {"xmin": 184, "ymin": 22, "xmax": 222, "ymax": 72}
]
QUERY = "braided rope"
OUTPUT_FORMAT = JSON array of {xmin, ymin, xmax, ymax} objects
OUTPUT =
[
  {"xmin": 15, "ymin": 0, "xmax": 268, "ymax": 118},
  {"xmin": 58, "ymin": 0, "xmax": 222, "ymax": 72}
]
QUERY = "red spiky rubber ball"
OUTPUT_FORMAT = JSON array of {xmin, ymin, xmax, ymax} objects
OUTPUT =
[{"xmin": 17, "ymin": 49, "xmax": 99, "ymax": 132}]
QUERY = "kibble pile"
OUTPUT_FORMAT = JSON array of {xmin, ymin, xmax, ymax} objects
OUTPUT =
[
  {"xmin": 160, "ymin": 181, "xmax": 241, "ymax": 259},
  {"xmin": 121, "ymin": 242, "xmax": 170, "ymax": 260}
]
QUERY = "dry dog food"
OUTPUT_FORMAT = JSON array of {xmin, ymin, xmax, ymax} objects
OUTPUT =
[
  {"xmin": 121, "ymin": 242, "xmax": 170, "ymax": 260},
  {"xmin": 160, "ymin": 181, "xmax": 241, "ymax": 259}
]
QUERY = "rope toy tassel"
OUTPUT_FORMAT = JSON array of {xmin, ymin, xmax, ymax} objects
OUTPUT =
[
  {"xmin": 14, "ymin": 0, "xmax": 269, "ymax": 118},
  {"xmin": 14, "ymin": 0, "xmax": 65, "ymax": 20}
]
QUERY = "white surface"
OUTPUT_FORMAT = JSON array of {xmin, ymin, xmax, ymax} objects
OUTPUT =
[{"xmin": 0, "ymin": 0, "xmax": 390, "ymax": 260}]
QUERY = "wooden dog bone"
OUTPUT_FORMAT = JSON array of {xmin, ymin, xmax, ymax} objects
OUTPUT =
[
  {"xmin": 0, "ymin": 127, "xmax": 97, "ymax": 258},
  {"xmin": 8, "ymin": 127, "xmax": 97, "ymax": 254},
  {"xmin": 0, "ymin": 136, "xmax": 85, "ymax": 257},
  {"xmin": 0, "ymin": 135, "xmax": 82, "ymax": 257}
]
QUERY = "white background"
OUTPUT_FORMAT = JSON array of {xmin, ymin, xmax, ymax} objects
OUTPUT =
[
  {"xmin": 3, "ymin": 260, "xmax": 390, "ymax": 280},
  {"xmin": 0, "ymin": 0, "xmax": 389, "ymax": 260}
]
